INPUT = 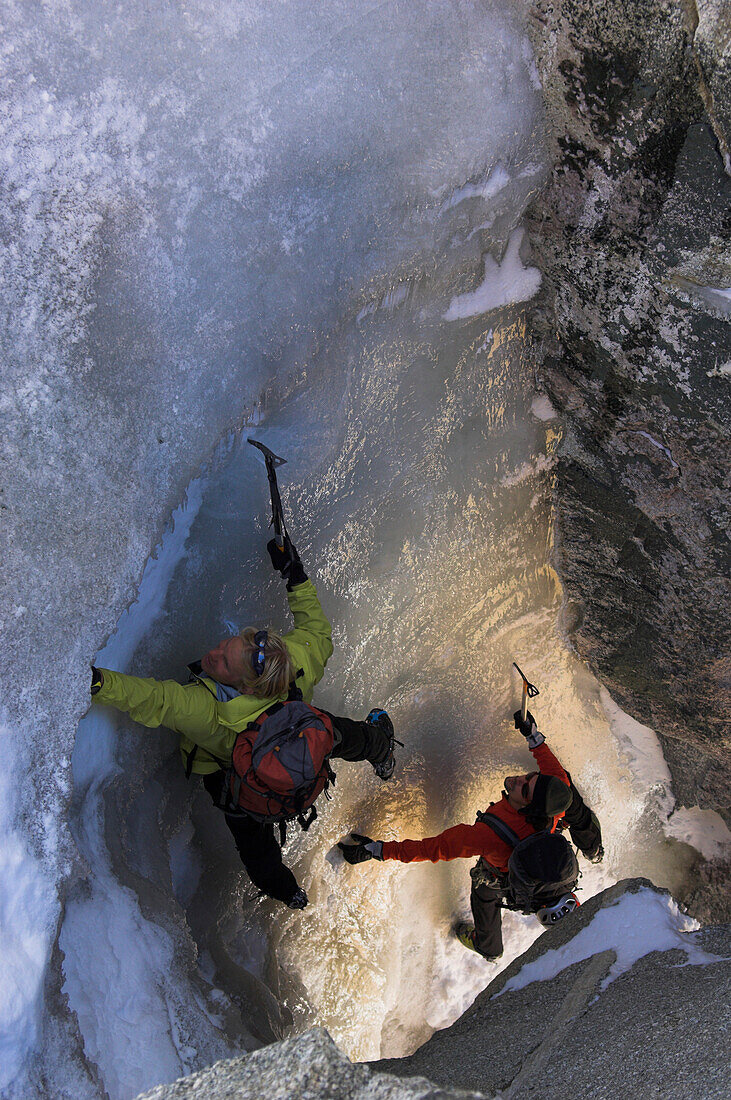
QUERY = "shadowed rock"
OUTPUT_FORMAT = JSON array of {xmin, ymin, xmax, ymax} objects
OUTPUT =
[{"xmin": 524, "ymin": 0, "xmax": 731, "ymax": 842}]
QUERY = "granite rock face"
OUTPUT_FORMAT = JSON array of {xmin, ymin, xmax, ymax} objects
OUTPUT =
[
  {"xmin": 134, "ymin": 1027, "xmax": 483, "ymax": 1100},
  {"xmin": 693, "ymin": 0, "xmax": 731, "ymax": 168},
  {"xmin": 377, "ymin": 879, "xmax": 731, "ymax": 1099},
  {"xmin": 524, "ymin": 0, "xmax": 731, "ymax": 821}
]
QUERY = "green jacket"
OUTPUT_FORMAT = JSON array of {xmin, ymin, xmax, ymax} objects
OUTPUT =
[{"xmin": 92, "ymin": 578, "xmax": 333, "ymax": 774}]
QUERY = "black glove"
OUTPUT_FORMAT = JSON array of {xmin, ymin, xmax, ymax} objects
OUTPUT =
[
  {"xmin": 91, "ymin": 667, "xmax": 104, "ymax": 695},
  {"xmin": 338, "ymin": 833, "xmax": 384, "ymax": 864},
  {"xmin": 267, "ymin": 537, "xmax": 307, "ymax": 590},
  {"xmin": 513, "ymin": 709, "xmax": 545, "ymax": 748}
]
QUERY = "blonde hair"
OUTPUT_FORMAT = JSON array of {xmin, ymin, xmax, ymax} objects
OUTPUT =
[{"xmin": 237, "ymin": 627, "xmax": 295, "ymax": 699}]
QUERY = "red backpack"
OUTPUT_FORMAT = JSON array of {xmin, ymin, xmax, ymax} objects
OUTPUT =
[{"xmin": 223, "ymin": 686, "xmax": 336, "ymax": 831}]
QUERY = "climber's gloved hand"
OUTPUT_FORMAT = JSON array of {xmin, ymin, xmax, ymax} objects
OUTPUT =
[
  {"xmin": 91, "ymin": 667, "xmax": 104, "ymax": 695},
  {"xmin": 589, "ymin": 843, "xmax": 605, "ymax": 865},
  {"xmin": 513, "ymin": 709, "xmax": 545, "ymax": 749},
  {"xmin": 267, "ymin": 536, "xmax": 307, "ymax": 590},
  {"xmin": 338, "ymin": 833, "xmax": 384, "ymax": 864}
]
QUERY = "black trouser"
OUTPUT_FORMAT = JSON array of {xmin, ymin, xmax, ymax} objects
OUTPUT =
[
  {"xmin": 325, "ymin": 710, "xmax": 392, "ymax": 764},
  {"xmin": 204, "ymin": 712, "xmax": 390, "ymax": 904},
  {"xmin": 471, "ymin": 879, "xmax": 505, "ymax": 959},
  {"xmin": 204, "ymin": 769, "xmax": 300, "ymax": 902}
]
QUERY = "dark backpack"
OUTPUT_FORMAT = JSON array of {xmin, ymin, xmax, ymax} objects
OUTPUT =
[
  {"xmin": 477, "ymin": 811, "xmax": 580, "ymax": 914},
  {"xmin": 223, "ymin": 686, "xmax": 336, "ymax": 831}
]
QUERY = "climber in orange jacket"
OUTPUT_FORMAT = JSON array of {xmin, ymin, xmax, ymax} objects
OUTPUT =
[{"xmin": 339, "ymin": 710, "xmax": 603, "ymax": 960}]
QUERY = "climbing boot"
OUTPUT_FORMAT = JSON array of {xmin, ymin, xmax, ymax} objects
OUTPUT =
[
  {"xmin": 454, "ymin": 922, "xmax": 502, "ymax": 962},
  {"xmin": 366, "ymin": 709, "xmax": 398, "ymax": 780},
  {"xmin": 287, "ymin": 887, "xmax": 308, "ymax": 910},
  {"xmin": 454, "ymin": 922, "xmax": 479, "ymax": 953}
]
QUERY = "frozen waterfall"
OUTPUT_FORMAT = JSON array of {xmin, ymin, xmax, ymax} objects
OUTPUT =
[{"xmin": 0, "ymin": 2, "xmax": 710, "ymax": 1098}]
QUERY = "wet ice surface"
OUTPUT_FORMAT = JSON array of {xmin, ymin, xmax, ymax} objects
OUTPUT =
[
  {"xmin": 1, "ymin": 1, "xmax": 549, "ymax": 1094},
  {"xmin": 1, "ymin": 1, "xmax": 715, "ymax": 1097},
  {"xmin": 72, "ymin": 364, "xmax": 706, "ymax": 1089},
  {"xmin": 71, "ymin": 292, "xmax": 703, "ymax": 1086}
]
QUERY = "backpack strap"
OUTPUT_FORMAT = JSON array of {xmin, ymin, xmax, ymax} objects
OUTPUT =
[
  {"xmin": 230, "ymin": 769, "xmax": 243, "ymax": 808},
  {"xmin": 476, "ymin": 811, "xmax": 521, "ymax": 849},
  {"xmin": 244, "ymin": 683, "xmax": 303, "ymax": 731},
  {"xmin": 246, "ymin": 700, "xmax": 285, "ymax": 731},
  {"xmin": 183, "ymin": 743, "xmax": 229, "ymax": 779},
  {"xmin": 184, "ymin": 745, "xmax": 198, "ymax": 779},
  {"xmin": 287, "ymin": 678, "xmax": 304, "ymax": 701}
]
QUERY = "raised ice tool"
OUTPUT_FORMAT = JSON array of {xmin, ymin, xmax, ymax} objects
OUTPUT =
[
  {"xmin": 512, "ymin": 661, "xmax": 539, "ymax": 722},
  {"xmin": 248, "ymin": 438, "xmax": 288, "ymax": 551}
]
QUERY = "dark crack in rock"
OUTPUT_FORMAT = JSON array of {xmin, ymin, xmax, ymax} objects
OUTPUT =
[{"xmin": 692, "ymin": 0, "xmax": 731, "ymax": 169}]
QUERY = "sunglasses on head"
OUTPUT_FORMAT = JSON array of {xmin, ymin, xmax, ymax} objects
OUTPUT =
[{"xmin": 251, "ymin": 630, "xmax": 268, "ymax": 676}]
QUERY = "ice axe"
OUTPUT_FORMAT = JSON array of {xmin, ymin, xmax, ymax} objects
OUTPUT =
[
  {"xmin": 248, "ymin": 439, "xmax": 288, "ymax": 551},
  {"xmin": 513, "ymin": 662, "xmax": 539, "ymax": 722}
]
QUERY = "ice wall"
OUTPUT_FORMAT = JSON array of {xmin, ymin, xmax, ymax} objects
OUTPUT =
[
  {"xmin": 4, "ymin": 0, "xmax": 718, "ymax": 1094},
  {"xmin": 1, "ymin": 1, "xmax": 550, "ymax": 1096}
]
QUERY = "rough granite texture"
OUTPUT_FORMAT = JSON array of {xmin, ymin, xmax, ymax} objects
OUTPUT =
[
  {"xmin": 693, "ymin": 0, "xmax": 731, "ymax": 168},
  {"xmin": 377, "ymin": 879, "xmax": 731, "ymax": 1099},
  {"xmin": 135, "ymin": 1028, "xmax": 485, "ymax": 1100},
  {"xmin": 524, "ymin": 0, "xmax": 731, "ymax": 832}
]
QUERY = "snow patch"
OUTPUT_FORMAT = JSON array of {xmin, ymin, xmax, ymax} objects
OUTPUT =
[
  {"xmin": 521, "ymin": 38, "xmax": 543, "ymax": 91},
  {"xmin": 530, "ymin": 394, "xmax": 558, "ymax": 421},
  {"xmin": 496, "ymin": 887, "xmax": 721, "ymax": 1000},
  {"xmin": 500, "ymin": 453, "xmax": 556, "ymax": 487},
  {"xmin": 476, "ymin": 328, "xmax": 494, "ymax": 354},
  {"xmin": 630, "ymin": 430, "xmax": 679, "ymax": 469},
  {"xmin": 439, "ymin": 166, "xmax": 511, "ymax": 213},
  {"xmin": 444, "ymin": 229, "xmax": 541, "ymax": 320},
  {"xmin": 664, "ymin": 807, "xmax": 731, "ymax": 861},
  {"xmin": 0, "ymin": 722, "xmax": 57, "ymax": 1093},
  {"xmin": 599, "ymin": 687, "xmax": 675, "ymax": 820},
  {"xmin": 60, "ymin": 884, "xmax": 185, "ymax": 1098},
  {"xmin": 62, "ymin": 480, "xmax": 207, "ymax": 1097}
]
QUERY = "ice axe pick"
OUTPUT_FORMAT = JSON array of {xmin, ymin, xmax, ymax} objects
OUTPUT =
[
  {"xmin": 248, "ymin": 438, "xmax": 288, "ymax": 551},
  {"xmin": 513, "ymin": 662, "xmax": 539, "ymax": 722}
]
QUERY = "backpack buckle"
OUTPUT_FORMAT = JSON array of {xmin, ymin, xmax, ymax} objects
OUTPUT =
[{"xmin": 297, "ymin": 805, "xmax": 318, "ymax": 832}]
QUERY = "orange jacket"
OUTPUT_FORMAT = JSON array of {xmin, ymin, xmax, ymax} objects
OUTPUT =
[{"xmin": 381, "ymin": 742, "xmax": 569, "ymax": 873}]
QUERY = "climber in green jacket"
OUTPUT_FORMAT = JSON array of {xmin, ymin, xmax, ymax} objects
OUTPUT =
[{"xmin": 91, "ymin": 537, "xmax": 397, "ymax": 909}]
